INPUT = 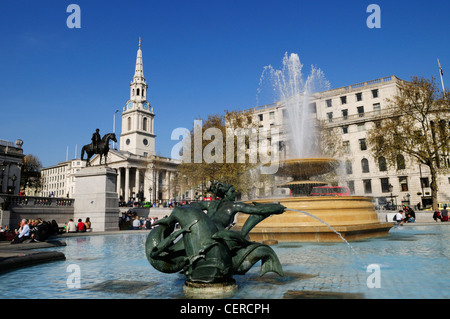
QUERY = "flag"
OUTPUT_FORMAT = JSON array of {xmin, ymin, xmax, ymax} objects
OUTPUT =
[{"xmin": 438, "ymin": 58, "xmax": 444, "ymax": 76}]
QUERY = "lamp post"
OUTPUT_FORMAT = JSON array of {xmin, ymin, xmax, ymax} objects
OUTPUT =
[
  {"xmin": 113, "ymin": 110, "xmax": 119, "ymax": 149},
  {"xmin": 389, "ymin": 184, "xmax": 394, "ymax": 210}
]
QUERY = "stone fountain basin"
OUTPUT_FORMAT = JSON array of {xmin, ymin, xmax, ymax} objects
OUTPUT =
[{"xmin": 235, "ymin": 196, "xmax": 393, "ymax": 242}]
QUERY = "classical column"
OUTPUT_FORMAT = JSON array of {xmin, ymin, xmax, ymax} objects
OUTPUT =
[
  {"xmin": 135, "ymin": 168, "xmax": 140, "ymax": 200},
  {"xmin": 124, "ymin": 167, "xmax": 130, "ymax": 202},
  {"xmin": 117, "ymin": 167, "xmax": 122, "ymax": 199}
]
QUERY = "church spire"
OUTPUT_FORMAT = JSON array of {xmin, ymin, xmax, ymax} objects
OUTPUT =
[{"xmin": 134, "ymin": 37, "xmax": 145, "ymax": 82}]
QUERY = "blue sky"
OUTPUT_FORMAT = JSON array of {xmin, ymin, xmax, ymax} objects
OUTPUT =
[{"xmin": 0, "ymin": 0, "xmax": 448, "ymax": 167}]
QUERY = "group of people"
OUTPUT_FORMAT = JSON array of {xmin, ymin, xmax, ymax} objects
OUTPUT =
[
  {"xmin": 394, "ymin": 206, "xmax": 416, "ymax": 225},
  {"xmin": 132, "ymin": 216, "xmax": 163, "ymax": 230},
  {"xmin": 65, "ymin": 218, "xmax": 92, "ymax": 233},
  {"xmin": 10, "ymin": 218, "xmax": 60, "ymax": 244},
  {"xmin": 433, "ymin": 205, "xmax": 449, "ymax": 222}
]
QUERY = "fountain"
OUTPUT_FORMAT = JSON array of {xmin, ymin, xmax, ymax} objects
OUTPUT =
[{"xmin": 235, "ymin": 53, "xmax": 393, "ymax": 242}]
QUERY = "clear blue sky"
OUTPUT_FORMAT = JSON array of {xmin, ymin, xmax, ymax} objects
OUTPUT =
[{"xmin": 0, "ymin": 0, "xmax": 448, "ymax": 167}]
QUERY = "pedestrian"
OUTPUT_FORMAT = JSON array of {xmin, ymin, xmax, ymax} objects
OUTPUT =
[
  {"xmin": 433, "ymin": 209, "xmax": 441, "ymax": 222},
  {"xmin": 441, "ymin": 205, "xmax": 449, "ymax": 222},
  {"xmin": 67, "ymin": 219, "xmax": 77, "ymax": 233},
  {"xmin": 77, "ymin": 219, "xmax": 86, "ymax": 232},
  {"xmin": 394, "ymin": 210, "xmax": 403, "ymax": 224},
  {"xmin": 10, "ymin": 219, "xmax": 30, "ymax": 244},
  {"xmin": 85, "ymin": 217, "xmax": 92, "ymax": 232},
  {"xmin": 132, "ymin": 216, "xmax": 141, "ymax": 230}
]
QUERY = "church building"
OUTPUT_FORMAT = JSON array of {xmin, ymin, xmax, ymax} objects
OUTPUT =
[{"xmin": 89, "ymin": 39, "xmax": 179, "ymax": 204}]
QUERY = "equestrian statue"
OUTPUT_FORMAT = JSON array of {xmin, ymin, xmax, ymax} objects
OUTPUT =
[{"xmin": 81, "ymin": 129, "xmax": 117, "ymax": 166}]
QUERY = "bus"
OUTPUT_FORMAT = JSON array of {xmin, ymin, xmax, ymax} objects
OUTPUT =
[{"xmin": 310, "ymin": 186, "xmax": 350, "ymax": 196}]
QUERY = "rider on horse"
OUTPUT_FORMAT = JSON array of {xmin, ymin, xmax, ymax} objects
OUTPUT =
[{"xmin": 91, "ymin": 129, "xmax": 101, "ymax": 154}]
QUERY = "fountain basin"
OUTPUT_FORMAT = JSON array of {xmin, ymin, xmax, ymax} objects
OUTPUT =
[{"xmin": 235, "ymin": 196, "xmax": 393, "ymax": 242}]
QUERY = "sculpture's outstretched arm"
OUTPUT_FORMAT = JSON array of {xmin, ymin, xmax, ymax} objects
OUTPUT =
[{"xmin": 234, "ymin": 202, "xmax": 285, "ymax": 237}]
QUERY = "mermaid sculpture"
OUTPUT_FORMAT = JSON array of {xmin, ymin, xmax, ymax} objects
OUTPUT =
[{"xmin": 145, "ymin": 182, "xmax": 286, "ymax": 286}]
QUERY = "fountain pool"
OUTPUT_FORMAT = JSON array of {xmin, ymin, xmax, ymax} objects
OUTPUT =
[{"xmin": 1, "ymin": 225, "xmax": 449, "ymax": 299}]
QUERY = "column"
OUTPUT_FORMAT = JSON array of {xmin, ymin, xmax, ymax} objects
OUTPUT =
[
  {"xmin": 124, "ymin": 167, "xmax": 130, "ymax": 202},
  {"xmin": 135, "ymin": 168, "xmax": 140, "ymax": 200},
  {"xmin": 117, "ymin": 167, "xmax": 122, "ymax": 199}
]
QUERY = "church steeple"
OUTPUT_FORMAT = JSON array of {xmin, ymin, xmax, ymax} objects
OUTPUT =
[
  {"xmin": 120, "ymin": 38, "xmax": 155, "ymax": 157},
  {"xmin": 130, "ymin": 37, "xmax": 148, "ymax": 101},
  {"xmin": 134, "ymin": 37, "xmax": 145, "ymax": 82}
]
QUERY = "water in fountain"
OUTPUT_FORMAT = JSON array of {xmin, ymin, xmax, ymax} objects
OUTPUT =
[
  {"xmin": 286, "ymin": 208, "xmax": 366, "ymax": 266},
  {"xmin": 258, "ymin": 52, "xmax": 330, "ymax": 158}
]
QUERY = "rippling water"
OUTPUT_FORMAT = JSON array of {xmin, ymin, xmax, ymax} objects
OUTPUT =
[{"xmin": 1, "ymin": 225, "xmax": 448, "ymax": 299}]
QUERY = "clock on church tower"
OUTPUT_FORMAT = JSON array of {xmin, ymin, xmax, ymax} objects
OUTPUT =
[{"xmin": 120, "ymin": 38, "xmax": 156, "ymax": 157}]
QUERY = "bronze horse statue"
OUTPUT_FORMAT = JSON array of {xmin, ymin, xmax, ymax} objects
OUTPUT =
[{"xmin": 81, "ymin": 133, "xmax": 117, "ymax": 166}]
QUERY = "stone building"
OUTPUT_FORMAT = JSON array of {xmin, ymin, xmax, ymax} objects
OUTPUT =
[
  {"xmin": 249, "ymin": 75, "xmax": 450, "ymax": 209},
  {"xmin": 0, "ymin": 139, "xmax": 24, "ymax": 195}
]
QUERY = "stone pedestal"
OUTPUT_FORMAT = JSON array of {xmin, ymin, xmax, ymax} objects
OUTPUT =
[{"xmin": 73, "ymin": 167, "xmax": 119, "ymax": 232}]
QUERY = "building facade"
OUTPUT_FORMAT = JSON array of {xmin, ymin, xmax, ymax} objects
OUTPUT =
[
  {"xmin": 0, "ymin": 139, "xmax": 24, "ymax": 195},
  {"xmin": 249, "ymin": 75, "xmax": 450, "ymax": 209}
]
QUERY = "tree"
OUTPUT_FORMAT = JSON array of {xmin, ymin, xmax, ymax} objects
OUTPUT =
[
  {"xmin": 367, "ymin": 76, "xmax": 449, "ymax": 209},
  {"xmin": 178, "ymin": 109, "xmax": 267, "ymax": 196},
  {"xmin": 21, "ymin": 154, "xmax": 43, "ymax": 195}
]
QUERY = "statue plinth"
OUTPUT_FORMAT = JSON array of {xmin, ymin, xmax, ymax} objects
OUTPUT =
[
  {"xmin": 73, "ymin": 166, "xmax": 119, "ymax": 232},
  {"xmin": 183, "ymin": 280, "xmax": 238, "ymax": 299}
]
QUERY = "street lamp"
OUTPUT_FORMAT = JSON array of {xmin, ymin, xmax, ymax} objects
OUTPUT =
[
  {"xmin": 113, "ymin": 110, "xmax": 119, "ymax": 149},
  {"xmin": 389, "ymin": 184, "xmax": 394, "ymax": 210}
]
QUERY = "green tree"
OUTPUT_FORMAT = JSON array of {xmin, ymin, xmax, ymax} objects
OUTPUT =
[
  {"xmin": 21, "ymin": 154, "xmax": 42, "ymax": 195},
  {"xmin": 367, "ymin": 76, "xmax": 449, "ymax": 209}
]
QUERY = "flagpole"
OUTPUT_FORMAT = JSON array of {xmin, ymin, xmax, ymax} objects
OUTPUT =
[{"xmin": 437, "ymin": 58, "xmax": 445, "ymax": 98}]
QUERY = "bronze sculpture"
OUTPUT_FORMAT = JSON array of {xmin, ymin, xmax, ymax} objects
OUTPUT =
[
  {"xmin": 81, "ymin": 132, "xmax": 117, "ymax": 166},
  {"xmin": 145, "ymin": 182, "xmax": 286, "ymax": 287}
]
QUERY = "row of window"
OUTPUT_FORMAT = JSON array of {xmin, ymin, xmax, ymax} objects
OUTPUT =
[
  {"xmin": 348, "ymin": 175, "xmax": 430, "ymax": 195},
  {"xmin": 326, "ymin": 89, "xmax": 379, "ymax": 108},
  {"xmin": 126, "ymin": 116, "xmax": 152, "ymax": 132},
  {"xmin": 131, "ymin": 87, "xmax": 145, "ymax": 97},
  {"xmin": 327, "ymin": 103, "xmax": 381, "ymax": 122},
  {"xmin": 345, "ymin": 155, "xmax": 406, "ymax": 175}
]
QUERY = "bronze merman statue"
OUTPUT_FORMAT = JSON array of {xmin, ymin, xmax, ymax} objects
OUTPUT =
[{"xmin": 145, "ymin": 182, "xmax": 286, "ymax": 286}]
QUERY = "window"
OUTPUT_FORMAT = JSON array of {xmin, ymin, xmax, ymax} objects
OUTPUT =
[
  {"xmin": 348, "ymin": 181, "xmax": 355, "ymax": 194},
  {"xmin": 343, "ymin": 141, "xmax": 350, "ymax": 153},
  {"xmin": 143, "ymin": 117, "xmax": 148, "ymax": 131},
  {"xmin": 326, "ymin": 99, "xmax": 332, "ymax": 107},
  {"xmin": 309, "ymin": 103, "xmax": 317, "ymax": 113},
  {"xmin": 342, "ymin": 109, "xmax": 348, "ymax": 120},
  {"xmin": 380, "ymin": 178, "xmax": 390, "ymax": 193},
  {"xmin": 372, "ymin": 89, "xmax": 379, "ymax": 98},
  {"xmin": 396, "ymin": 154, "xmax": 405, "ymax": 170},
  {"xmin": 327, "ymin": 112, "xmax": 333, "ymax": 123},
  {"xmin": 127, "ymin": 117, "xmax": 132, "ymax": 131},
  {"xmin": 345, "ymin": 160, "xmax": 353, "ymax": 174},
  {"xmin": 363, "ymin": 179, "xmax": 372, "ymax": 194},
  {"xmin": 357, "ymin": 123, "xmax": 365, "ymax": 132},
  {"xmin": 269, "ymin": 111, "xmax": 275, "ymax": 120},
  {"xmin": 340, "ymin": 96, "xmax": 347, "ymax": 104},
  {"xmin": 356, "ymin": 92, "xmax": 363, "ymax": 101},
  {"xmin": 359, "ymin": 138, "xmax": 367, "ymax": 151},
  {"xmin": 258, "ymin": 114, "xmax": 263, "ymax": 121},
  {"xmin": 361, "ymin": 158, "xmax": 370, "ymax": 173},
  {"xmin": 378, "ymin": 156, "xmax": 387, "ymax": 171},
  {"xmin": 357, "ymin": 106, "xmax": 365, "ymax": 117},
  {"xmin": 373, "ymin": 103, "xmax": 381, "ymax": 114},
  {"xmin": 342, "ymin": 126, "xmax": 348, "ymax": 134},
  {"xmin": 399, "ymin": 176, "xmax": 408, "ymax": 191},
  {"xmin": 420, "ymin": 177, "xmax": 430, "ymax": 188},
  {"xmin": 137, "ymin": 88, "xmax": 140, "ymax": 96}
]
